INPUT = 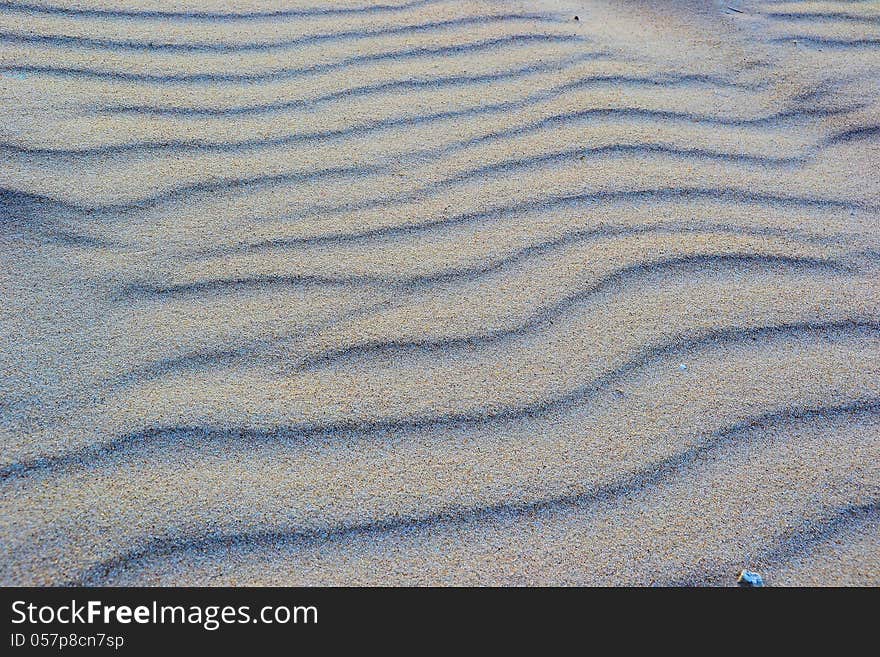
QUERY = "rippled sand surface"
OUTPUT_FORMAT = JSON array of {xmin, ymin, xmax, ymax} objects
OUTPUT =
[{"xmin": 1, "ymin": 0, "xmax": 879, "ymax": 586}]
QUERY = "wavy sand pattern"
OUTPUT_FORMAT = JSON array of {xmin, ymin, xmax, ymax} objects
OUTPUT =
[{"xmin": 1, "ymin": 0, "xmax": 879, "ymax": 586}]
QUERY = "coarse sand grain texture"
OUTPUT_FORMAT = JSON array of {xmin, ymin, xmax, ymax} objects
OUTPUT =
[{"xmin": 1, "ymin": 0, "xmax": 879, "ymax": 586}]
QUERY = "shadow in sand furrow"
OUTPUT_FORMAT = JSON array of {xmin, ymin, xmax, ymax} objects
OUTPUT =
[
  {"xmin": 670, "ymin": 501, "xmax": 880, "ymax": 586},
  {"xmin": 0, "ymin": 138, "xmax": 823, "ymax": 214},
  {"xmin": 57, "ymin": 399, "xmax": 880, "ymax": 586},
  {"xmin": 0, "ymin": 33, "xmax": 586, "ymax": 84},
  {"xmin": 106, "ymin": 225, "xmax": 880, "ymax": 386},
  {"xmin": 756, "ymin": 502, "xmax": 880, "ymax": 570},
  {"xmin": 255, "ymin": 144, "xmax": 812, "ymax": 232},
  {"xmin": 0, "ymin": 165, "xmax": 372, "ymax": 213},
  {"xmin": 427, "ymin": 103, "xmax": 860, "ymax": 160},
  {"xmin": 828, "ymin": 124, "xmax": 880, "ymax": 143},
  {"xmin": 0, "ymin": 187, "xmax": 70, "ymax": 216},
  {"xmin": 184, "ymin": 219, "xmax": 872, "ymax": 287},
  {"xmin": 764, "ymin": 12, "xmax": 880, "ymax": 25},
  {"xmin": 0, "ymin": 194, "xmax": 110, "ymax": 245},
  {"xmin": 376, "ymin": 222, "xmax": 878, "ymax": 288},
  {"xmin": 443, "ymin": 142, "xmax": 811, "ymax": 185},
  {"xmin": 0, "ymin": 96, "xmax": 847, "ymax": 159},
  {"xmin": 0, "ymin": 0, "xmax": 446, "ymax": 21},
  {"xmin": 115, "ymin": 165, "xmax": 378, "ymax": 211},
  {"xmin": 115, "ymin": 251, "xmax": 850, "ymax": 301},
  {"xmin": 100, "ymin": 69, "xmax": 755, "ymax": 118},
  {"xmin": 291, "ymin": 254, "xmax": 858, "ymax": 370},
  {"xmin": 221, "ymin": 187, "xmax": 873, "ymax": 253},
  {"xmin": 3, "ymin": 319, "xmax": 878, "ymax": 482},
  {"xmin": 43, "ymin": 141, "xmax": 810, "ymax": 219},
  {"xmin": 107, "ymin": 296, "xmax": 396, "ymax": 389},
  {"xmin": 106, "ymin": 165, "xmax": 377, "ymax": 212},
  {"xmin": 118, "ymin": 273, "xmax": 389, "ymax": 299},
  {"xmin": 95, "ymin": 57, "xmax": 586, "ymax": 118},
  {"xmin": 770, "ymin": 36, "xmax": 880, "ymax": 48},
  {"xmin": 0, "ymin": 14, "xmax": 564, "ymax": 53},
  {"xmin": 1, "ymin": 222, "xmax": 109, "ymax": 247},
  {"xmin": 10, "ymin": 182, "xmax": 868, "ymax": 241}
]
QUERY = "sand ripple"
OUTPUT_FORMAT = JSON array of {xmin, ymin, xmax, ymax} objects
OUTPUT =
[{"xmin": 1, "ymin": 0, "xmax": 878, "ymax": 585}]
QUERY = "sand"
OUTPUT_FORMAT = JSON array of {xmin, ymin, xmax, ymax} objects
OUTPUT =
[{"xmin": 0, "ymin": 0, "xmax": 878, "ymax": 586}]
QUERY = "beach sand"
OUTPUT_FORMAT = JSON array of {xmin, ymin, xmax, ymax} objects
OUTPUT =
[{"xmin": 1, "ymin": 0, "xmax": 878, "ymax": 585}]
